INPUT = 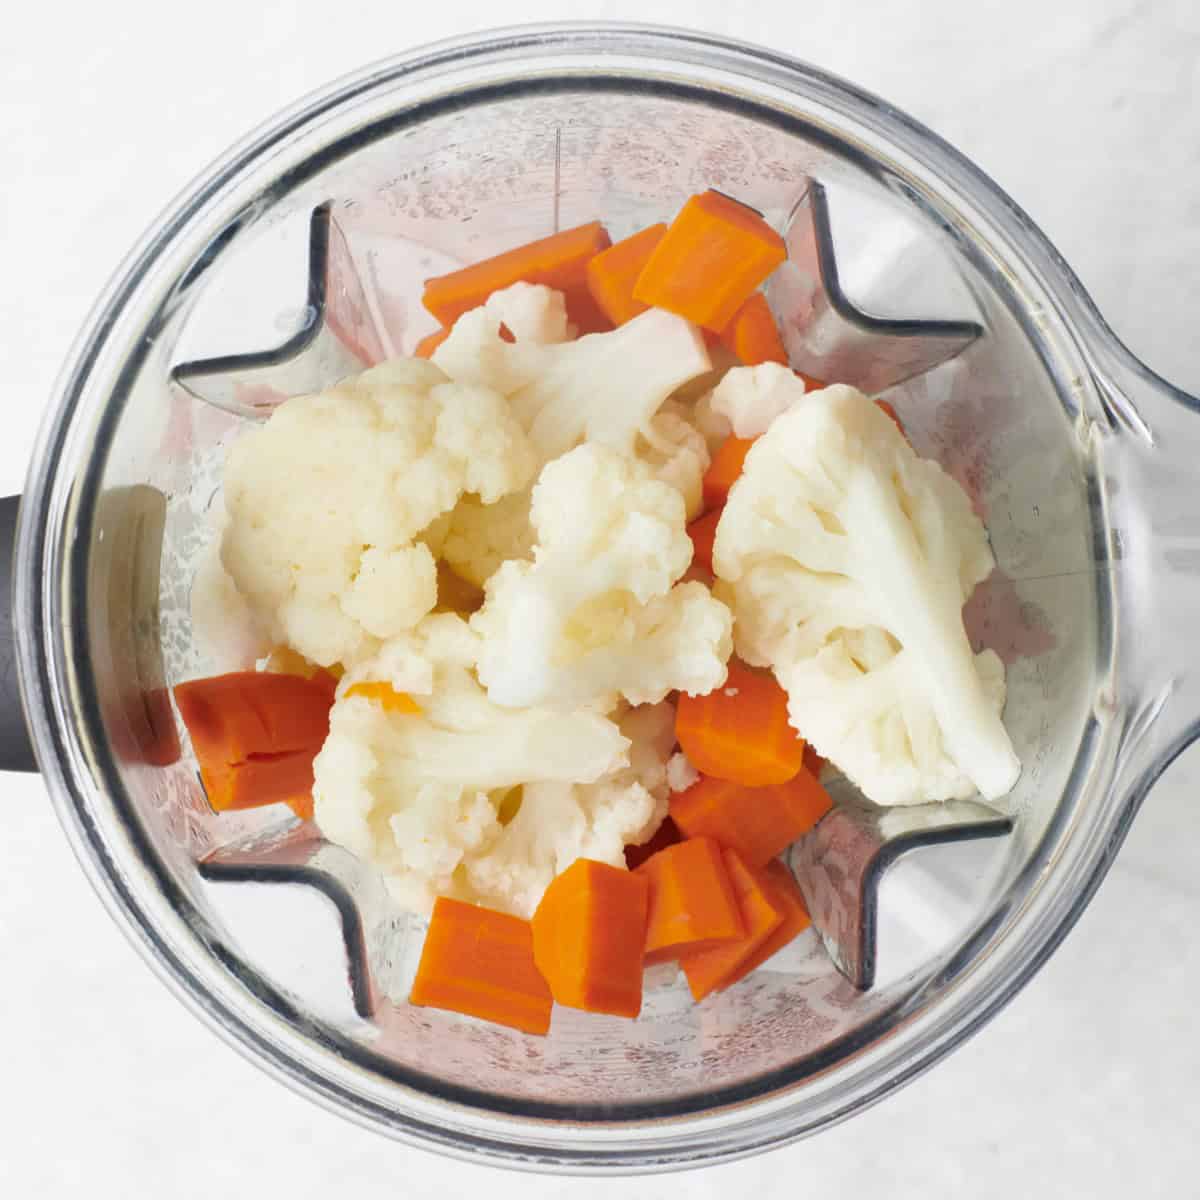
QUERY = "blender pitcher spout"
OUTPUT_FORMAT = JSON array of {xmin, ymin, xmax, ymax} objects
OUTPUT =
[{"xmin": 1088, "ymin": 344, "xmax": 1200, "ymax": 805}]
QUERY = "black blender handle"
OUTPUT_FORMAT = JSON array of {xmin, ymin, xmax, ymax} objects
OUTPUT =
[{"xmin": 0, "ymin": 495, "xmax": 37, "ymax": 772}]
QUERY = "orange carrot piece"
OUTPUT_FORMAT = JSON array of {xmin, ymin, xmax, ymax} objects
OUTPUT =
[
  {"xmin": 531, "ymin": 859, "xmax": 648, "ymax": 1018},
  {"xmin": 669, "ymin": 768, "xmax": 832, "ymax": 867},
  {"xmin": 175, "ymin": 671, "xmax": 335, "ymax": 818},
  {"xmin": 410, "ymin": 897, "xmax": 553, "ymax": 1036},
  {"xmin": 624, "ymin": 815, "xmax": 682, "ymax": 870},
  {"xmin": 719, "ymin": 292, "xmax": 788, "ymax": 365},
  {"xmin": 201, "ymin": 749, "xmax": 319, "ymax": 814},
  {"xmin": 286, "ymin": 793, "xmax": 315, "ymax": 822},
  {"xmin": 414, "ymin": 327, "xmax": 451, "ymax": 358},
  {"xmin": 632, "ymin": 191, "xmax": 786, "ymax": 332},
  {"xmin": 584, "ymin": 224, "xmax": 668, "ymax": 325},
  {"xmin": 174, "ymin": 671, "xmax": 335, "ymax": 766},
  {"xmin": 343, "ymin": 681, "xmax": 422, "ymax": 714},
  {"xmin": 701, "ymin": 435, "xmax": 757, "ymax": 509},
  {"xmin": 687, "ymin": 508, "xmax": 722, "ymax": 573},
  {"xmin": 637, "ymin": 837, "xmax": 744, "ymax": 964},
  {"xmin": 679, "ymin": 850, "xmax": 783, "ymax": 1001},
  {"xmin": 564, "ymin": 286, "xmax": 615, "ymax": 336},
  {"xmin": 795, "ymin": 371, "xmax": 826, "ymax": 391},
  {"xmin": 422, "ymin": 221, "xmax": 612, "ymax": 327},
  {"xmin": 675, "ymin": 660, "xmax": 806, "ymax": 787},
  {"xmin": 737, "ymin": 860, "xmax": 812, "ymax": 975}
]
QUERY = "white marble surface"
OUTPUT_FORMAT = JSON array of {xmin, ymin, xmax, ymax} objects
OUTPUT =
[{"xmin": 2, "ymin": 1, "xmax": 1198, "ymax": 1193}]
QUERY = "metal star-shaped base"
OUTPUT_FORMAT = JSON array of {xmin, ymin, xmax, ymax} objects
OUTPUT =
[
  {"xmin": 173, "ymin": 185, "xmax": 1011, "ymax": 999},
  {"xmin": 171, "ymin": 203, "xmax": 386, "ymax": 418},
  {"xmin": 789, "ymin": 795, "xmax": 1011, "ymax": 990}
]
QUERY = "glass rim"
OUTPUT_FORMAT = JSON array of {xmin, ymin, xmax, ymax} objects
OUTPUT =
[{"xmin": 13, "ymin": 21, "xmax": 1154, "ymax": 1171}]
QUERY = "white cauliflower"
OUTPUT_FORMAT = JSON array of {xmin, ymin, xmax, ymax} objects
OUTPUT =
[
  {"xmin": 472, "ymin": 444, "xmax": 734, "ymax": 710},
  {"xmin": 434, "ymin": 285, "xmax": 712, "ymax": 463},
  {"xmin": 710, "ymin": 362, "xmax": 811, "ymax": 437},
  {"xmin": 465, "ymin": 701, "xmax": 677, "ymax": 917},
  {"xmin": 440, "ymin": 489, "xmax": 535, "ymax": 589},
  {"xmin": 714, "ymin": 385, "xmax": 1019, "ymax": 806},
  {"xmin": 666, "ymin": 751, "xmax": 700, "ymax": 794},
  {"xmin": 634, "ymin": 400, "xmax": 711, "ymax": 520},
  {"xmin": 313, "ymin": 614, "xmax": 631, "ymax": 913},
  {"xmin": 220, "ymin": 358, "xmax": 535, "ymax": 667}
]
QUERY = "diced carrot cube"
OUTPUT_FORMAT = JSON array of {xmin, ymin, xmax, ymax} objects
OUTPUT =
[
  {"xmin": 633, "ymin": 191, "xmax": 787, "ymax": 331},
  {"xmin": 413, "ymin": 327, "xmax": 451, "ymax": 358},
  {"xmin": 675, "ymin": 660, "xmax": 806, "ymax": 787},
  {"xmin": 422, "ymin": 221, "xmax": 612, "ymax": 327},
  {"xmin": 679, "ymin": 850, "xmax": 783, "ymax": 1001},
  {"xmin": 174, "ymin": 671, "xmax": 335, "ymax": 766},
  {"xmin": 701, "ymin": 435, "xmax": 757, "ymax": 508},
  {"xmin": 531, "ymin": 859, "xmax": 648, "ymax": 1018},
  {"xmin": 636, "ymin": 837, "xmax": 744, "ymax": 964},
  {"xmin": 669, "ymin": 768, "xmax": 832, "ymax": 867},
  {"xmin": 410, "ymin": 897, "xmax": 553, "ymax": 1036},
  {"xmin": 737, "ymin": 860, "xmax": 812, "ymax": 975},
  {"xmin": 585, "ymin": 224, "xmax": 668, "ymax": 325},
  {"xmin": 343, "ymin": 681, "xmax": 422, "ymax": 714},
  {"xmin": 719, "ymin": 292, "xmax": 788, "ymax": 365},
  {"xmin": 624, "ymin": 815, "xmax": 682, "ymax": 870},
  {"xmin": 201, "ymin": 749, "xmax": 318, "ymax": 815}
]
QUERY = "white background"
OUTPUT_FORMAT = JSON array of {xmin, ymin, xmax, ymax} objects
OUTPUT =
[{"xmin": 2, "ymin": 1, "xmax": 1198, "ymax": 1194}]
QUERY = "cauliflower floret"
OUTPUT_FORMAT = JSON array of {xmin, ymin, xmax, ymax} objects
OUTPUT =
[
  {"xmin": 220, "ymin": 358, "xmax": 535, "ymax": 667},
  {"xmin": 313, "ymin": 614, "xmax": 630, "ymax": 914},
  {"xmin": 440, "ymin": 489, "xmax": 535, "ymax": 589},
  {"xmin": 432, "ymin": 283, "xmax": 573, "ymax": 394},
  {"xmin": 692, "ymin": 389, "xmax": 734, "ymax": 455},
  {"xmin": 472, "ymin": 444, "xmax": 734, "ymax": 710},
  {"xmin": 434, "ymin": 286, "xmax": 712, "ymax": 463},
  {"xmin": 634, "ymin": 400, "xmax": 711, "ymax": 520},
  {"xmin": 666, "ymin": 751, "xmax": 700, "ymax": 794},
  {"xmin": 464, "ymin": 701, "xmax": 677, "ymax": 917},
  {"xmin": 710, "ymin": 362, "xmax": 811, "ymax": 437},
  {"xmin": 714, "ymin": 385, "xmax": 1018, "ymax": 806}
]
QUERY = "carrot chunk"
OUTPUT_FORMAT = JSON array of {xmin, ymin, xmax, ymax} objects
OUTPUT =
[
  {"xmin": 719, "ymin": 292, "xmax": 788, "ymax": 365},
  {"xmin": 174, "ymin": 671, "xmax": 336, "ymax": 816},
  {"xmin": 675, "ymin": 660, "xmax": 805, "ymax": 787},
  {"xmin": 174, "ymin": 671, "xmax": 335, "ymax": 767},
  {"xmin": 584, "ymin": 224, "xmax": 668, "ymax": 325},
  {"xmin": 410, "ymin": 897, "xmax": 553, "ymax": 1036},
  {"xmin": 422, "ymin": 221, "xmax": 612, "ymax": 328},
  {"xmin": 701, "ymin": 435, "xmax": 757, "ymax": 509},
  {"xmin": 201, "ymin": 749, "xmax": 319, "ymax": 814},
  {"xmin": 624, "ymin": 815, "xmax": 682, "ymax": 870},
  {"xmin": 632, "ymin": 191, "xmax": 786, "ymax": 331},
  {"xmin": 286, "ymin": 793, "xmax": 315, "ymax": 822},
  {"xmin": 531, "ymin": 859, "xmax": 648, "ymax": 1018},
  {"xmin": 687, "ymin": 508, "xmax": 722, "ymax": 573},
  {"xmin": 679, "ymin": 850, "xmax": 783, "ymax": 1001},
  {"xmin": 343, "ymin": 681, "xmax": 422, "ymax": 714},
  {"xmin": 737, "ymin": 860, "xmax": 813, "ymax": 975},
  {"xmin": 413, "ymin": 327, "xmax": 451, "ymax": 358},
  {"xmin": 670, "ymin": 766, "xmax": 832, "ymax": 867},
  {"xmin": 637, "ymin": 837, "xmax": 744, "ymax": 964}
]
